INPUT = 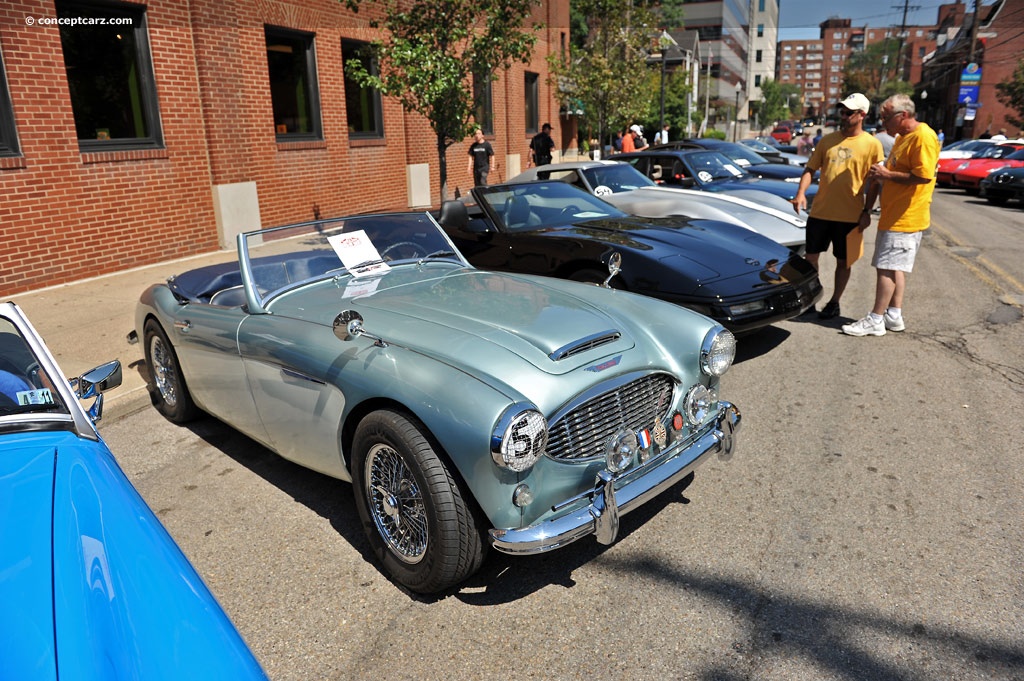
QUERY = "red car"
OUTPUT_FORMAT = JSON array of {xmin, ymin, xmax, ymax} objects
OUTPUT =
[
  {"xmin": 950, "ymin": 144, "xmax": 1024, "ymax": 192},
  {"xmin": 770, "ymin": 125, "xmax": 793, "ymax": 144}
]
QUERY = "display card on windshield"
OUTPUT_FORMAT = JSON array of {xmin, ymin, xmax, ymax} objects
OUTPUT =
[{"xmin": 327, "ymin": 230, "xmax": 391, "ymax": 278}]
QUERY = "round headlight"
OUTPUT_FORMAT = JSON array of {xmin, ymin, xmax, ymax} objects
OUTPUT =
[
  {"xmin": 493, "ymin": 408, "xmax": 548, "ymax": 472},
  {"xmin": 605, "ymin": 429, "xmax": 637, "ymax": 473},
  {"xmin": 701, "ymin": 327, "xmax": 736, "ymax": 377},
  {"xmin": 684, "ymin": 384, "xmax": 715, "ymax": 426}
]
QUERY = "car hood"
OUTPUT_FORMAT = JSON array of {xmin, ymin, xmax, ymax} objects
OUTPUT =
[
  {"xmin": 554, "ymin": 215, "xmax": 794, "ymax": 281},
  {"xmin": 0, "ymin": 435, "xmax": 58, "ymax": 680},
  {"xmin": 705, "ymin": 175, "xmax": 813, "ymax": 199},
  {"xmin": 274, "ymin": 267, "xmax": 641, "ymax": 376}
]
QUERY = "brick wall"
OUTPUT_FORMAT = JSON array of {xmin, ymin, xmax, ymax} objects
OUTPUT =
[{"xmin": 0, "ymin": 0, "xmax": 569, "ymax": 296}]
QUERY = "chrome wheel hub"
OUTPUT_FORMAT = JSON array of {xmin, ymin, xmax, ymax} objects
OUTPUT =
[
  {"xmin": 365, "ymin": 444, "xmax": 427, "ymax": 564},
  {"xmin": 148, "ymin": 335, "xmax": 177, "ymax": 407}
]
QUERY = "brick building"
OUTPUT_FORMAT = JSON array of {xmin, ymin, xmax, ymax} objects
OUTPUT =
[{"xmin": 0, "ymin": 0, "xmax": 570, "ymax": 296}]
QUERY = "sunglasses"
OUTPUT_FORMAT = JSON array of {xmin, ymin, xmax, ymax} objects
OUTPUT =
[
  {"xmin": 882, "ymin": 111, "xmax": 906, "ymax": 122},
  {"xmin": 839, "ymin": 109, "xmax": 858, "ymax": 116}
]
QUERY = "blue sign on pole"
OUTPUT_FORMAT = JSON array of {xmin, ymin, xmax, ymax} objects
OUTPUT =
[
  {"xmin": 959, "ymin": 85, "xmax": 980, "ymax": 104},
  {"xmin": 961, "ymin": 62, "xmax": 982, "ymax": 84}
]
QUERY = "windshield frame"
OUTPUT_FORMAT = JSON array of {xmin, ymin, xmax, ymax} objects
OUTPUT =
[
  {"xmin": 472, "ymin": 181, "xmax": 630, "ymax": 232},
  {"xmin": 238, "ymin": 212, "xmax": 468, "ymax": 313}
]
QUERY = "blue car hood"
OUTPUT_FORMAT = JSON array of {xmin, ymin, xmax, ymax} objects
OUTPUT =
[{"xmin": 0, "ymin": 436, "xmax": 59, "ymax": 681}]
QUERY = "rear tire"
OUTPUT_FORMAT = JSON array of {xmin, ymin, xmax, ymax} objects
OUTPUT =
[
  {"xmin": 986, "ymin": 195, "xmax": 1009, "ymax": 206},
  {"xmin": 143, "ymin": 319, "xmax": 198, "ymax": 423},
  {"xmin": 352, "ymin": 410, "xmax": 484, "ymax": 593}
]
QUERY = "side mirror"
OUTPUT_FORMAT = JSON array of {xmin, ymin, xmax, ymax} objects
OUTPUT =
[
  {"xmin": 74, "ymin": 360, "xmax": 122, "ymax": 422},
  {"xmin": 334, "ymin": 310, "xmax": 389, "ymax": 348},
  {"xmin": 602, "ymin": 252, "xmax": 622, "ymax": 289}
]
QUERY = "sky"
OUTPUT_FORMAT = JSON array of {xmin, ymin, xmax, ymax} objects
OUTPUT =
[{"xmin": 777, "ymin": 0, "xmax": 968, "ymax": 40}]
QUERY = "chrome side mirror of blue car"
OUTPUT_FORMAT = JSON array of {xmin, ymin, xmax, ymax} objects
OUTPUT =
[{"xmin": 72, "ymin": 360, "xmax": 122, "ymax": 422}]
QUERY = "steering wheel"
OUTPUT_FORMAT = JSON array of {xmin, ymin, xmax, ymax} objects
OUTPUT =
[
  {"xmin": 380, "ymin": 241, "xmax": 427, "ymax": 261},
  {"xmin": 558, "ymin": 205, "xmax": 583, "ymax": 220}
]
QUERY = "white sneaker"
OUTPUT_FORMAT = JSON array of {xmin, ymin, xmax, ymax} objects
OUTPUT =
[
  {"xmin": 842, "ymin": 315, "xmax": 886, "ymax": 337},
  {"xmin": 883, "ymin": 312, "xmax": 905, "ymax": 332}
]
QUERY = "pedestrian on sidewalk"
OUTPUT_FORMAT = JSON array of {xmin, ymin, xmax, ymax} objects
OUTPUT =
[
  {"xmin": 842, "ymin": 94, "xmax": 940, "ymax": 337},
  {"xmin": 466, "ymin": 128, "xmax": 494, "ymax": 186},
  {"xmin": 792, "ymin": 92, "xmax": 884, "ymax": 320},
  {"xmin": 527, "ymin": 123, "xmax": 555, "ymax": 168}
]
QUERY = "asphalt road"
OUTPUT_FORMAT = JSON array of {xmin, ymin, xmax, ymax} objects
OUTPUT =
[{"xmin": 100, "ymin": 191, "xmax": 1024, "ymax": 681}]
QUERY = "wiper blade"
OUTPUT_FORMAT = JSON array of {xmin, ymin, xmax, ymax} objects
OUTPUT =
[{"xmin": 417, "ymin": 250, "xmax": 458, "ymax": 265}]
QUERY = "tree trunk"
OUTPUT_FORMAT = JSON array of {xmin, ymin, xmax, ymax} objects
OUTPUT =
[{"xmin": 438, "ymin": 133, "xmax": 449, "ymax": 203}]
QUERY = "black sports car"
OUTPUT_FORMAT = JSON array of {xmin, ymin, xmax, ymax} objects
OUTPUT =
[
  {"xmin": 651, "ymin": 138, "xmax": 807, "ymax": 181},
  {"xmin": 980, "ymin": 166, "xmax": 1024, "ymax": 205},
  {"xmin": 615, "ymin": 149, "xmax": 817, "ymax": 208},
  {"xmin": 437, "ymin": 181, "xmax": 822, "ymax": 334}
]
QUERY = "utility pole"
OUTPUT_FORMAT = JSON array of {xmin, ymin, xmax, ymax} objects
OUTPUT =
[{"xmin": 969, "ymin": 0, "xmax": 982, "ymax": 62}]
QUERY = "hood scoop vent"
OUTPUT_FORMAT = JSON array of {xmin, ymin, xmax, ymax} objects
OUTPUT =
[{"xmin": 549, "ymin": 330, "xmax": 621, "ymax": 361}]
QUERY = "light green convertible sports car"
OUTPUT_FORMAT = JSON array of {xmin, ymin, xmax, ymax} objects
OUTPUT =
[{"xmin": 131, "ymin": 211, "xmax": 741, "ymax": 594}]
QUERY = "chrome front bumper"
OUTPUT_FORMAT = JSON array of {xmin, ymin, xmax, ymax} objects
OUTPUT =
[{"xmin": 489, "ymin": 401, "xmax": 741, "ymax": 555}]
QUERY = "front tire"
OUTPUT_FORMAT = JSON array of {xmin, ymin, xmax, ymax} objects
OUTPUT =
[
  {"xmin": 143, "ymin": 319, "xmax": 198, "ymax": 423},
  {"xmin": 986, "ymin": 195, "xmax": 1009, "ymax": 206},
  {"xmin": 352, "ymin": 410, "xmax": 484, "ymax": 593}
]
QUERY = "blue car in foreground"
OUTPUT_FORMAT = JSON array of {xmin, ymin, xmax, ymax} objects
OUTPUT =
[{"xmin": 0, "ymin": 301, "xmax": 266, "ymax": 681}]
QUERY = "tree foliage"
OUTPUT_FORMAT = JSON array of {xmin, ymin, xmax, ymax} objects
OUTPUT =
[
  {"xmin": 842, "ymin": 39, "xmax": 912, "ymax": 107},
  {"xmin": 757, "ymin": 79, "xmax": 801, "ymax": 131},
  {"xmin": 345, "ymin": 0, "xmax": 541, "ymax": 201},
  {"xmin": 995, "ymin": 58, "xmax": 1024, "ymax": 129},
  {"xmin": 549, "ymin": 0, "xmax": 657, "ymax": 148}
]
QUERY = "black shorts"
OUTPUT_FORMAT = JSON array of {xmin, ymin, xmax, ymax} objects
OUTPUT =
[{"xmin": 805, "ymin": 216, "xmax": 858, "ymax": 261}]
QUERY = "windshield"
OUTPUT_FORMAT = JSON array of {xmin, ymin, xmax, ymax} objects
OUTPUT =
[
  {"xmin": 580, "ymin": 164, "xmax": 655, "ymax": 193},
  {"xmin": 742, "ymin": 139, "xmax": 775, "ymax": 153},
  {"xmin": 714, "ymin": 142, "xmax": 770, "ymax": 167},
  {"xmin": 980, "ymin": 144, "xmax": 1023, "ymax": 159},
  {"xmin": 0, "ymin": 316, "xmax": 66, "ymax": 418},
  {"xmin": 475, "ymin": 182, "xmax": 628, "ymax": 231},
  {"xmin": 686, "ymin": 151, "xmax": 751, "ymax": 182},
  {"xmin": 241, "ymin": 213, "xmax": 463, "ymax": 304}
]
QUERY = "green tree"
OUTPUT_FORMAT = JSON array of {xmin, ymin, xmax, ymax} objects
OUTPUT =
[
  {"xmin": 842, "ymin": 39, "xmax": 911, "ymax": 106},
  {"xmin": 758, "ymin": 79, "xmax": 800, "ymax": 131},
  {"xmin": 644, "ymin": 64, "xmax": 693, "ymax": 134},
  {"xmin": 549, "ymin": 0, "xmax": 657, "ymax": 150},
  {"xmin": 345, "ymin": 0, "xmax": 541, "ymax": 201},
  {"xmin": 995, "ymin": 58, "xmax": 1024, "ymax": 129}
]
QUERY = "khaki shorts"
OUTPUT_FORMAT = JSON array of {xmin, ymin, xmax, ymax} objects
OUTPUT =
[{"xmin": 872, "ymin": 230, "xmax": 923, "ymax": 272}]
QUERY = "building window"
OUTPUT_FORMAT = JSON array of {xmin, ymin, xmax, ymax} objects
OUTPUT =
[
  {"xmin": 755, "ymin": 75, "xmax": 762, "ymax": 87},
  {"xmin": 266, "ymin": 27, "xmax": 321, "ymax": 140},
  {"xmin": 757, "ymin": 24, "xmax": 764, "ymax": 38},
  {"xmin": 473, "ymin": 74, "xmax": 493, "ymax": 135},
  {"xmin": 756, "ymin": 50, "xmax": 762, "ymax": 63},
  {"xmin": 0, "ymin": 48, "xmax": 19, "ymax": 157},
  {"xmin": 524, "ymin": 71, "xmax": 539, "ymax": 134},
  {"xmin": 342, "ymin": 40, "xmax": 383, "ymax": 139},
  {"xmin": 56, "ymin": 0, "xmax": 162, "ymax": 151},
  {"xmin": 759, "ymin": 0, "xmax": 765, "ymax": 11}
]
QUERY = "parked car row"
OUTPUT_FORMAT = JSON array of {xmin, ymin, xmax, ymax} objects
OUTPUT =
[{"xmin": 935, "ymin": 141, "xmax": 1024, "ymax": 205}]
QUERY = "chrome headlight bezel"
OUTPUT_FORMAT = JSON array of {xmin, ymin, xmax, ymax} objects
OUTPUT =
[
  {"xmin": 701, "ymin": 326, "xmax": 736, "ymax": 377},
  {"xmin": 491, "ymin": 404, "xmax": 548, "ymax": 472}
]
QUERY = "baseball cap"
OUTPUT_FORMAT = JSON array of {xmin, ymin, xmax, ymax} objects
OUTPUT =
[
  {"xmin": 629, "ymin": 124, "xmax": 643, "ymax": 134},
  {"xmin": 838, "ymin": 93, "xmax": 870, "ymax": 114}
]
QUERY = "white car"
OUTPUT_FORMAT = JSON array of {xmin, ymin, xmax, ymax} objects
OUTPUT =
[{"xmin": 508, "ymin": 160, "xmax": 807, "ymax": 252}]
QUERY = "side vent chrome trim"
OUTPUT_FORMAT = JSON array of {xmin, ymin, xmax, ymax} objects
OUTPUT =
[{"xmin": 549, "ymin": 330, "xmax": 621, "ymax": 361}]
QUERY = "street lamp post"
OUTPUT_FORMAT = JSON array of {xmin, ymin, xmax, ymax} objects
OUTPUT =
[{"xmin": 734, "ymin": 81, "xmax": 742, "ymax": 142}]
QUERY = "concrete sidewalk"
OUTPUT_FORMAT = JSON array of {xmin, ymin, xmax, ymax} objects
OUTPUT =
[{"xmin": 9, "ymin": 248, "xmax": 238, "ymax": 422}]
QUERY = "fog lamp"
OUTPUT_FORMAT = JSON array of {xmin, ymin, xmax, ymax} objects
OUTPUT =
[
  {"xmin": 605, "ymin": 429, "xmax": 637, "ymax": 473},
  {"xmin": 513, "ymin": 484, "xmax": 534, "ymax": 508},
  {"xmin": 684, "ymin": 384, "xmax": 714, "ymax": 426}
]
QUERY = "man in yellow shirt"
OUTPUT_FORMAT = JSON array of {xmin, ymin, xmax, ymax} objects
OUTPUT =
[
  {"xmin": 792, "ymin": 93, "xmax": 884, "ymax": 319},
  {"xmin": 843, "ymin": 94, "xmax": 940, "ymax": 337}
]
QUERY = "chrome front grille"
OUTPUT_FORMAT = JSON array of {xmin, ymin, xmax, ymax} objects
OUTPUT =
[{"xmin": 546, "ymin": 373, "xmax": 676, "ymax": 462}]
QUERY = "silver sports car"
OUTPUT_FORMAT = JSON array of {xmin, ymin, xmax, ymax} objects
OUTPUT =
[
  {"xmin": 131, "ymin": 211, "xmax": 741, "ymax": 593},
  {"xmin": 509, "ymin": 160, "xmax": 807, "ymax": 252}
]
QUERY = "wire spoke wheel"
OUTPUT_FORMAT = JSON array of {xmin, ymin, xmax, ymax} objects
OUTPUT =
[{"xmin": 365, "ymin": 443, "xmax": 428, "ymax": 564}]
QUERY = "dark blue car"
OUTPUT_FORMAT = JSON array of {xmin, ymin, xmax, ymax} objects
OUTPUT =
[
  {"xmin": 615, "ymin": 149, "xmax": 817, "ymax": 208},
  {"xmin": 651, "ymin": 138, "xmax": 807, "ymax": 181}
]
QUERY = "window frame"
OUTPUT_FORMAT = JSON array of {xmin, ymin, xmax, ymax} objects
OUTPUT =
[
  {"xmin": 473, "ymin": 73, "xmax": 494, "ymax": 136},
  {"xmin": 524, "ymin": 71, "xmax": 539, "ymax": 135},
  {"xmin": 56, "ymin": 0, "xmax": 163, "ymax": 152},
  {"xmin": 341, "ymin": 38, "xmax": 384, "ymax": 140},
  {"xmin": 0, "ymin": 46, "xmax": 19, "ymax": 157},
  {"xmin": 265, "ymin": 25, "xmax": 323, "ymax": 142}
]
